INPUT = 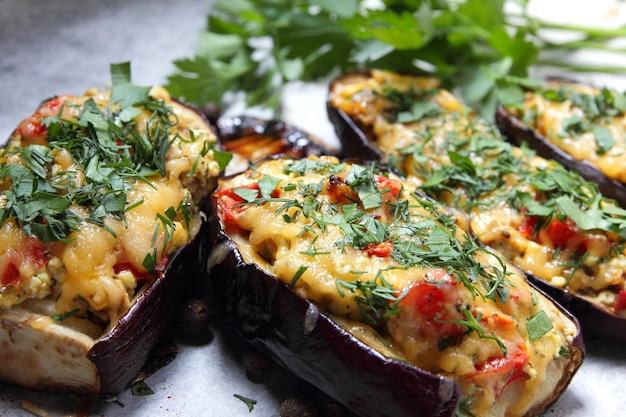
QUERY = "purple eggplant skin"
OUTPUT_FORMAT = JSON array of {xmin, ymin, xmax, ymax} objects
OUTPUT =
[
  {"xmin": 326, "ymin": 91, "xmax": 385, "ymax": 162},
  {"xmin": 495, "ymin": 103, "xmax": 626, "ymax": 209},
  {"xmin": 205, "ymin": 200, "xmax": 461, "ymax": 417},
  {"xmin": 216, "ymin": 115, "xmax": 336, "ymax": 160},
  {"xmin": 87, "ymin": 222, "xmax": 209, "ymax": 395}
]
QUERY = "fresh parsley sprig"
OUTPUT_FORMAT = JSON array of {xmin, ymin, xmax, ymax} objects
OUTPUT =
[{"xmin": 165, "ymin": 0, "xmax": 626, "ymax": 120}]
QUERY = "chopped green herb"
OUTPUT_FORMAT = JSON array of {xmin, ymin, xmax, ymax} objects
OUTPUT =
[
  {"xmin": 526, "ymin": 310, "xmax": 553, "ymax": 342},
  {"xmin": 233, "ymin": 394, "xmax": 257, "ymax": 412},
  {"xmin": 289, "ymin": 265, "xmax": 308, "ymax": 288},
  {"xmin": 50, "ymin": 308, "xmax": 80, "ymax": 322},
  {"xmin": 130, "ymin": 380, "xmax": 154, "ymax": 396}
]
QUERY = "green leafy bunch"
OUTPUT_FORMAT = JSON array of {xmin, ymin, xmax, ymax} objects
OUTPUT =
[{"xmin": 165, "ymin": 0, "xmax": 626, "ymax": 120}]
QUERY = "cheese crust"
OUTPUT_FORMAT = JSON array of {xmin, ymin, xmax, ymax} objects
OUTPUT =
[
  {"xmin": 330, "ymin": 70, "xmax": 626, "ymax": 318},
  {"xmin": 216, "ymin": 156, "xmax": 581, "ymax": 417},
  {"xmin": 507, "ymin": 81, "xmax": 626, "ymax": 183}
]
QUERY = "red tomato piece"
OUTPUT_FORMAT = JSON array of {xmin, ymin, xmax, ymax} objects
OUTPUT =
[
  {"xmin": 374, "ymin": 175, "xmax": 402, "ymax": 200},
  {"xmin": 113, "ymin": 262, "xmax": 157, "ymax": 280},
  {"xmin": 615, "ymin": 290, "xmax": 626, "ymax": 313},
  {"xmin": 546, "ymin": 218, "xmax": 579, "ymax": 250},
  {"xmin": 519, "ymin": 215, "xmax": 538, "ymax": 239},
  {"xmin": 14, "ymin": 95, "xmax": 68, "ymax": 143},
  {"xmin": 215, "ymin": 183, "xmax": 261, "ymax": 227},
  {"xmin": 0, "ymin": 236, "xmax": 49, "ymax": 289},
  {"xmin": 470, "ymin": 346, "xmax": 530, "ymax": 398},
  {"xmin": 364, "ymin": 241, "xmax": 394, "ymax": 257},
  {"xmin": 398, "ymin": 270, "xmax": 464, "ymax": 340},
  {"xmin": 0, "ymin": 260, "xmax": 20, "ymax": 288}
]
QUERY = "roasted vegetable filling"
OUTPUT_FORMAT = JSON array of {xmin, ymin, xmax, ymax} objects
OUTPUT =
[
  {"xmin": 330, "ymin": 70, "xmax": 626, "ymax": 318},
  {"xmin": 215, "ymin": 155, "xmax": 580, "ymax": 417},
  {"xmin": 0, "ymin": 63, "xmax": 227, "ymax": 335}
]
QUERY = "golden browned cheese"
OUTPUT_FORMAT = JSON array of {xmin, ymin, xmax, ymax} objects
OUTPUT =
[
  {"xmin": 507, "ymin": 81, "xmax": 626, "ymax": 182},
  {"xmin": 216, "ymin": 156, "xmax": 580, "ymax": 417},
  {"xmin": 329, "ymin": 70, "xmax": 626, "ymax": 317},
  {"xmin": 0, "ymin": 86, "xmax": 221, "ymax": 334}
]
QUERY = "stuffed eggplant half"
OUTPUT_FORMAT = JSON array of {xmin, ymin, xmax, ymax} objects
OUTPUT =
[
  {"xmin": 0, "ymin": 63, "xmax": 226, "ymax": 395},
  {"xmin": 495, "ymin": 80, "xmax": 626, "ymax": 208},
  {"xmin": 206, "ymin": 155, "xmax": 583, "ymax": 417},
  {"xmin": 328, "ymin": 70, "xmax": 626, "ymax": 341}
]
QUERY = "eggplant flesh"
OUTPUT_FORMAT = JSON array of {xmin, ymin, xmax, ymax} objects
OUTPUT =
[
  {"xmin": 327, "ymin": 69, "xmax": 626, "ymax": 342},
  {"xmin": 215, "ymin": 115, "xmax": 335, "ymax": 174},
  {"xmin": 0, "ymin": 74, "xmax": 220, "ymax": 394},
  {"xmin": 206, "ymin": 155, "xmax": 584, "ymax": 417}
]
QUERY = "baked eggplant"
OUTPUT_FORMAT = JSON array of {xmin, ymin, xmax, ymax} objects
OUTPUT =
[
  {"xmin": 215, "ymin": 115, "xmax": 334, "ymax": 174},
  {"xmin": 0, "ymin": 63, "xmax": 226, "ymax": 395},
  {"xmin": 206, "ymin": 155, "xmax": 583, "ymax": 417},
  {"xmin": 495, "ymin": 80, "xmax": 626, "ymax": 208},
  {"xmin": 327, "ymin": 69, "xmax": 626, "ymax": 341}
]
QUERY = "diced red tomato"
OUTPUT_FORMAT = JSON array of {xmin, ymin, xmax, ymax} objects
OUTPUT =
[
  {"xmin": 614, "ymin": 290, "xmax": 626, "ymax": 314},
  {"xmin": 215, "ymin": 183, "xmax": 261, "ymax": 227},
  {"xmin": 545, "ymin": 218, "xmax": 581, "ymax": 250},
  {"xmin": 0, "ymin": 261, "xmax": 20, "ymax": 287},
  {"xmin": 519, "ymin": 215, "xmax": 539, "ymax": 239},
  {"xmin": 519, "ymin": 216, "xmax": 587, "ymax": 252},
  {"xmin": 398, "ymin": 270, "xmax": 465, "ymax": 339},
  {"xmin": 364, "ymin": 240, "xmax": 394, "ymax": 257},
  {"xmin": 374, "ymin": 174, "xmax": 402, "ymax": 200},
  {"xmin": 469, "ymin": 345, "xmax": 530, "ymax": 398},
  {"xmin": 0, "ymin": 236, "xmax": 49, "ymax": 289},
  {"xmin": 14, "ymin": 95, "xmax": 68, "ymax": 143}
]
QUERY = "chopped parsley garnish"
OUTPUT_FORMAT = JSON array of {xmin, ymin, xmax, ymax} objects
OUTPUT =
[
  {"xmin": 383, "ymin": 86, "xmax": 626, "ymax": 243},
  {"xmin": 50, "ymin": 308, "xmax": 80, "ymax": 322},
  {"xmin": 233, "ymin": 394, "xmax": 257, "ymax": 412},
  {"xmin": 289, "ymin": 265, "xmax": 308, "ymax": 288},
  {"xmin": 536, "ymin": 85, "xmax": 626, "ymax": 155},
  {"xmin": 0, "ymin": 62, "xmax": 223, "ymax": 268},
  {"xmin": 130, "ymin": 380, "xmax": 154, "ymax": 396},
  {"xmin": 526, "ymin": 310, "xmax": 554, "ymax": 342},
  {"xmin": 234, "ymin": 159, "xmax": 514, "ymax": 345}
]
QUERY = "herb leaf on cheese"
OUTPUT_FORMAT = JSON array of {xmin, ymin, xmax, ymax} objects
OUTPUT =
[{"xmin": 0, "ymin": 62, "xmax": 223, "ymax": 262}]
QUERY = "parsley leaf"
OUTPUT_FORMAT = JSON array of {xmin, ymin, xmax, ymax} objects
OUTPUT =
[
  {"xmin": 526, "ymin": 310, "xmax": 553, "ymax": 342},
  {"xmin": 166, "ymin": 0, "xmax": 626, "ymax": 119},
  {"xmin": 110, "ymin": 62, "xmax": 151, "ymax": 107}
]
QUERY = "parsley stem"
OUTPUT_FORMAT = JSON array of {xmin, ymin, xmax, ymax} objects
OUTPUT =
[
  {"xmin": 535, "ymin": 60, "xmax": 626, "ymax": 74},
  {"xmin": 541, "ymin": 40, "xmax": 626, "ymax": 54}
]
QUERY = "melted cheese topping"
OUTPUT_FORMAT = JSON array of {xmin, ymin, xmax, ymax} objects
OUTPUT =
[
  {"xmin": 508, "ymin": 81, "xmax": 626, "ymax": 182},
  {"xmin": 0, "ymin": 86, "xmax": 221, "ymax": 336},
  {"xmin": 217, "ymin": 156, "xmax": 580, "ymax": 417},
  {"xmin": 330, "ymin": 69, "xmax": 626, "ymax": 317}
]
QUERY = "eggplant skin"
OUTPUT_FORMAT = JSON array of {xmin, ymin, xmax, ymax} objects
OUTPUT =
[
  {"xmin": 326, "ymin": 73, "xmax": 386, "ymax": 162},
  {"xmin": 88, "ymin": 229, "xmax": 208, "ymax": 395},
  {"xmin": 495, "ymin": 104, "xmax": 626, "ymax": 208},
  {"xmin": 205, "ymin": 205, "xmax": 461, "ymax": 417}
]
